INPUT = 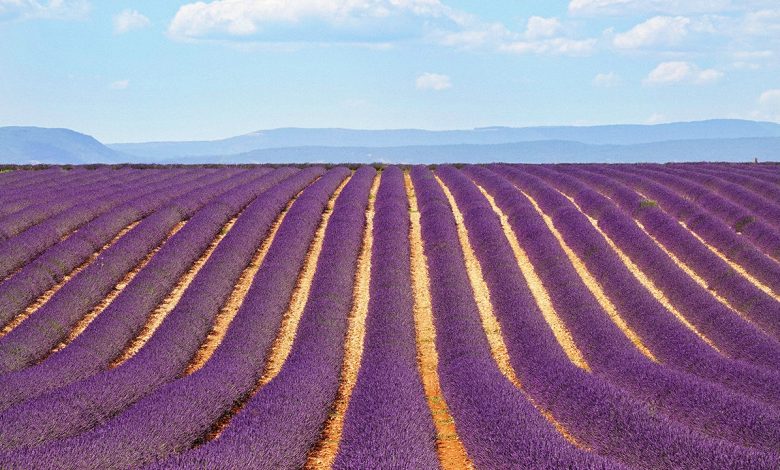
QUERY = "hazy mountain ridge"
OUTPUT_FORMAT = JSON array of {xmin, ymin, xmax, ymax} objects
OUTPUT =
[
  {"xmin": 0, "ymin": 127, "xmax": 127, "ymax": 164},
  {"xmin": 1, "ymin": 120, "xmax": 780, "ymax": 164},
  {"xmin": 172, "ymin": 137, "xmax": 780, "ymax": 165},
  {"xmin": 108, "ymin": 119, "xmax": 780, "ymax": 159}
]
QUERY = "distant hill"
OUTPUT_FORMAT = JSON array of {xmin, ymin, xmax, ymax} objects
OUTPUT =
[
  {"xmin": 109, "ymin": 119, "xmax": 780, "ymax": 159},
  {"xmin": 0, "ymin": 127, "xmax": 126, "ymax": 164},
  {"xmin": 172, "ymin": 137, "xmax": 780, "ymax": 165},
  {"xmin": 2, "ymin": 121, "xmax": 780, "ymax": 165}
]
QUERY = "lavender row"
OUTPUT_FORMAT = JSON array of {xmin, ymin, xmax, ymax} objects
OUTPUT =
[
  {"xmin": 520, "ymin": 165, "xmax": 780, "ymax": 406},
  {"xmin": 0, "ymin": 167, "xmax": 346, "ymax": 455},
  {"xmin": 334, "ymin": 166, "xmax": 438, "ymax": 469},
  {"xmin": 621, "ymin": 165, "xmax": 780, "ymax": 262},
  {"xmin": 408, "ymin": 166, "xmax": 611, "ymax": 468},
  {"xmin": 492, "ymin": 165, "xmax": 780, "ymax": 451},
  {"xmin": 0, "ymin": 168, "xmax": 94, "ymax": 199},
  {"xmin": 0, "ymin": 170, "xmax": 225, "ymax": 329},
  {"xmin": 0, "ymin": 169, "xmax": 152, "ymax": 240},
  {"xmin": 0, "ymin": 168, "xmax": 138, "ymax": 208},
  {"xmin": 0, "ymin": 169, "xmax": 198, "ymax": 280},
  {"xmin": 0, "ymin": 168, "xmax": 305, "ymax": 412},
  {"xmin": 566, "ymin": 166, "xmax": 780, "ymax": 342},
  {"xmin": 0, "ymin": 167, "xmax": 96, "ymax": 191},
  {"xmin": 0, "ymin": 169, "xmax": 138, "ymax": 217},
  {"xmin": 461, "ymin": 165, "xmax": 780, "ymax": 467},
  {"xmin": 647, "ymin": 165, "xmax": 780, "ymax": 232},
  {"xmin": 0, "ymin": 169, "xmax": 143, "ymax": 237},
  {"xmin": 597, "ymin": 166, "xmax": 780, "ymax": 297},
  {"xmin": 0, "ymin": 170, "xmax": 267, "ymax": 374},
  {"xmin": 522, "ymin": 165, "xmax": 780, "ymax": 371},
  {"xmin": 676, "ymin": 165, "xmax": 780, "ymax": 203},
  {"xmin": 141, "ymin": 166, "xmax": 374, "ymax": 469}
]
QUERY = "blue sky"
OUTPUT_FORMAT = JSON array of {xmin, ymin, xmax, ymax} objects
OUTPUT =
[{"xmin": 1, "ymin": 0, "xmax": 780, "ymax": 143}]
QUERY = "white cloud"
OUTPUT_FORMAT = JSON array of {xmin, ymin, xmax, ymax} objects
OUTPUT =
[
  {"xmin": 569, "ymin": 0, "xmax": 733, "ymax": 16},
  {"xmin": 416, "ymin": 72, "xmax": 451, "ymax": 91},
  {"xmin": 644, "ymin": 61, "xmax": 723, "ymax": 85},
  {"xmin": 113, "ymin": 9, "xmax": 150, "ymax": 34},
  {"xmin": 435, "ymin": 15, "xmax": 597, "ymax": 56},
  {"xmin": 167, "ymin": 0, "xmax": 600, "ymax": 57},
  {"xmin": 759, "ymin": 89, "xmax": 780, "ymax": 106},
  {"xmin": 109, "ymin": 79, "xmax": 130, "ymax": 90},
  {"xmin": 646, "ymin": 112, "xmax": 668, "ymax": 124},
  {"xmin": 524, "ymin": 16, "xmax": 561, "ymax": 40},
  {"xmin": 613, "ymin": 16, "xmax": 690, "ymax": 49},
  {"xmin": 501, "ymin": 37, "xmax": 597, "ymax": 56},
  {"xmin": 168, "ymin": 0, "xmax": 461, "ymax": 42},
  {"xmin": 742, "ymin": 9, "xmax": 780, "ymax": 36},
  {"xmin": 0, "ymin": 0, "xmax": 89, "ymax": 22},
  {"xmin": 592, "ymin": 72, "xmax": 621, "ymax": 87}
]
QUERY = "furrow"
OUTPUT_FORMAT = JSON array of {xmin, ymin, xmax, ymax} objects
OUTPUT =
[
  {"xmin": 182, "ymin": 191, "xmax": 301, "ymax": 375},
  {"xmin": 305, "ymin": 173, "xmax": 378, "ymax": 468},
  {"xmin": 405, "ymin": 172, "xmax": 474, "ymax": 470},
  {"xmin": 436, "ymin": 175, "xmax": 585, "ymax": 447},
  {"xmin": 634, "ymin": 219, "xmax": 763, "ymax": 328},
  {"xmin": 0, "ymin": 220, "xmax": 141, "ymax": 339},
  {"xmin": 259, "ymin": 176, "xmax": 351, "ymax": 387},
  {"xmin": 522, "ymin": 189, "xmax": 657, "ymax": 362},
  {"xmin": 109, "ymin": 217, "xmax": 238, "ymax": 367},
  {"xmin": 49, "ymin": 221, "xmax": 187, "ymax": 356},
  {"xmin": 475, "ymin": 188, "xmax": 589, "ymax": 371},
  {"xmin": 561, "ymin": 193, "xmax": 721, "ymax": 352},
  {"xmin": 681, "ymin": 221, "xmax": 780, "ymax": 302},
  {"xmin": 205, "ymin": 175, "xmax": 352, "ymax": 442}
]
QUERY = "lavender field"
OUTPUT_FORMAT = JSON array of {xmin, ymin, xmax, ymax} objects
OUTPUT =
[{"xmin": 1, "ymin": 163, "xmax": 780, "ymax": 469}]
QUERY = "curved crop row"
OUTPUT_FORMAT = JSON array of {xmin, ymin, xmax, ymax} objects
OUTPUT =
[
  {"xmin": 0, "ymin": 169, "xmax": 148, "ymax": 218},
  {"xmin": 620, "ymin": 165, "xmax": 780, "ymax": 263},
  {"xmin": 0, "ymin": 170, "xmax": 152, "ymax": 241},
  {"xmin": 645, "ymin": 165, "xmax": 780, "ymax": 232},
  {"xmin": 143, "ymin": 167, "xmax": 374, "ymax": 469},
  {"xmin": 560, "ymin": 166, "xmax": 780, "ymax": 341},
  {"xmin": 0, "ymin": 170, "xmax": 267, "ymax": 374},
  {"xmin": 528, "ymin": 165, "xmax": 780, "ymax": 371},
  {"xmin": 406, "ymin": 166, "xmax": 609, "ymax": 469},
  {"xmin": 661, "ymin": 169, "xmax": 780, "ymax": 229},
  {"xmin": 0, "ymin": 164, "xmax": 777, "ymax": 468},
  {"xmin": 333, "ymin": 166, "xmax": 439, "ymax": 469},
  {"xmin": 461, "ymin": 165, "xmax": 780, "ymax": 467},
  {"xmin": 0, "ymin": 168, "xmax": 307, "ymax": 412},
  {"xmin": 491, "ymin": 165, "xmax": 780, "ymax": 451},
  {"xmin": 0, "ymin": 170, "xmax": 226, "ymax": 328},
  {"xmin": 0, "ymin": 167, "xmax": 344, "ymax": 454},
  {"xmin": 519, "ymin": 165, "xmax": 780, "ymax": 406},
  {"xmin": 596, "ymin": 166, "xmax": 780, "ymax": 299},
  {"xmin": 0, "ymin": 169, "xmax": 200, "ymax": 281}
]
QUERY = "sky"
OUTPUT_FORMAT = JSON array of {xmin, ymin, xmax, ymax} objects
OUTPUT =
[{"xmin": 1, "ymin": 0, "xmax": 780, "ymax": 143}]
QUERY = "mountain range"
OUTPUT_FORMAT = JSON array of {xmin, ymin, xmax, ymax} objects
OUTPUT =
[{"xmin": 2, "ymin": 119, "xmax": 780, "ymax": 165}]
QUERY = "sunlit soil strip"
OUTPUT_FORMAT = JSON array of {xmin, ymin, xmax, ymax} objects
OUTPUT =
[
  {"xmin": 205, "ymin": 176, "xmax": 351, "ymax": 443},
  {"xmin": 437, "ymin": 177, "xmax": 585, "ymax": 448},
  {"xmin": 305, "ymin": 175, "xmax": 379, "ymax": 469},
  {"xmin": 1, "ymin": 228, "xmax": 77, "ymax": 284},
  {"xmin": 405, "ymin": 173, "xmax": 474, "ymax": 470},
  {"xmin": 260, "ymin": 176, "xmax": 351, "ymax": 385},
  {"xmin": 183, "ymin": 194, "xmax": 303, "ymax": 375},
  {"xmin": 680, "ymin": 221, "xmax": 780, "ymax": 303},
  {"xmin": 559, "ymin": 193, "xmax": 721, "ymax": 352},
  {"xmin": 633, "ymin": 219, "xmax": 754, "ymax": 323},
  {"xmin": 52, "ymin": 222, "xmax": 190, "ymax": 356},
  {"xmin": 520, "ymin": 191, "xmax": 658, "ymax": 362},
  {"xmin": 476, "ymin": 187, "xmax": 590, "ymax": 371},
  {"xmin": 108, "ymin": 219, "xmax": 237, "ymax": 367},
  {"xmin": 0, "ymin": 221, "xmax": 142, "ymax": 339}
]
